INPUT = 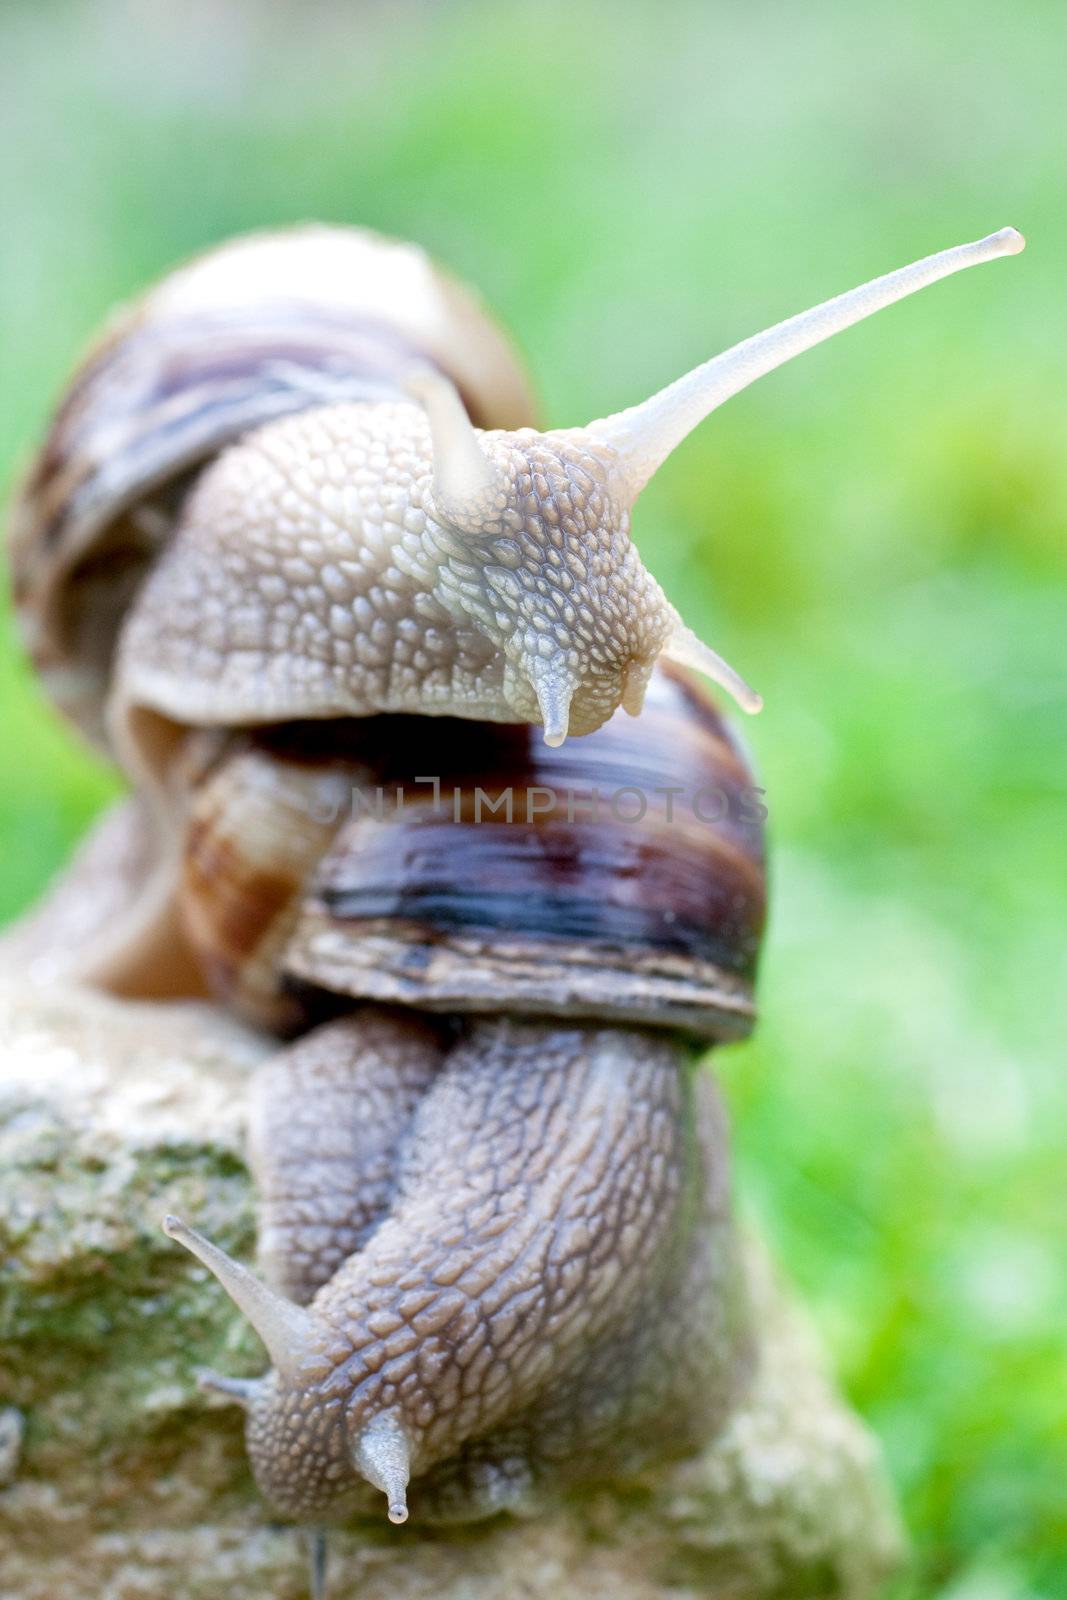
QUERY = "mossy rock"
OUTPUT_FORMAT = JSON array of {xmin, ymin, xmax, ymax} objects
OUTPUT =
[{"xmin": 0, "ymin": 976, "xmax": 902, "ymax": 1599}]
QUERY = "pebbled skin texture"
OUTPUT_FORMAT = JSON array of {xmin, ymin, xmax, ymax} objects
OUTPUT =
[
  {"xmin": 241, "ymin": 1014, "xmax": 750, "ymax": 1524},
  {"xmin": 247, "ymin": 1009, "xmax": 445, "ymax": 1305},
  {"xmin": 112, "ymin": 400, "xmax": 679, "ymax": 778}
]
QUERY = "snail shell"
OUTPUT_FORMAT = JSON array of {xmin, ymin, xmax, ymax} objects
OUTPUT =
[
  {"xmin": 177, "ymin": 664, "xmax": 766, "ymax": 1042},
  {"xmin": 178, "ymin": 742, "xmax": 364, "ymax": 1032}
]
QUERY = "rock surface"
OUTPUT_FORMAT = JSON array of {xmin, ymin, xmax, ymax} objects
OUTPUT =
[{"xmin": 0, "ymin": 975, "xmax": 902, "ymax": 1599}]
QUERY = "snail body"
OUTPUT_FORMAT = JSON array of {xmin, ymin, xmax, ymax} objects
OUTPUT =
[
  {"xmin": 5, "ymin": 222, "xmax": 1023, "ymax": 1562},
  {"xmin": 164, "ymin": 664, "xmax": 761, "ymax": 1527},
  {"xmin": 181, "ymin": 1006, "xmax": 744, "ymax": 1526}
]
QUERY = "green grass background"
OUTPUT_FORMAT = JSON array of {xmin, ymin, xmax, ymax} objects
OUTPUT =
[{"xmin": 1, "ymin": 1, "xmax": 1064, "ymax": 1593}]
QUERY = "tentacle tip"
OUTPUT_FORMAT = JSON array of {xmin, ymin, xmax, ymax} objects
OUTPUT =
[
  {"xmin": 533, "ymin": 671, "xmax": 574, "ymax": 749},
  {"xmin": 387, "ymin": 1502, "xmax": 409, "ymax": 1525},
  {"xmin": 992, "ymin": 226, "xmax": 1025, "ymax": 256},
  {"xmin": 162, "ymin": 1213, "xmax": 207, "ymax": 1256}
]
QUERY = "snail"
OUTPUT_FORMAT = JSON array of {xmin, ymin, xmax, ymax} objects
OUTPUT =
[
  {"xmin": 4, "ymin": 221, "xmax": 1022, "ymax": 1586},
  {"xmin": 169, "ymin": 661, "xmax": 764, "ymax": 1543}
]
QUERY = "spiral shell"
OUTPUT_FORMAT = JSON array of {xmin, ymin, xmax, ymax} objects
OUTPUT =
[{"xmin": 177, "ymin": 665, "xmax": 765, "ymax": 1042}]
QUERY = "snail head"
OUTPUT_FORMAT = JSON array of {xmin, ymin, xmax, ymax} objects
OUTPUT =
[{"xmin": 407, "ymin": 227, "xmax": 1024, "ymax": 743}]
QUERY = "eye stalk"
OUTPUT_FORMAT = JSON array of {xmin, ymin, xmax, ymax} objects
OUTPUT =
[
  {"xmin": 587, "ymin": 227, "xmax": 1025, "ymax": 499},
  {"xmin": 162, "ymin": 1213, "xmax": 327, "ymax": 1381},
  {"xmin": 406, "ymin": 227, "xmax": 1024, "ymax": 743},
  {"xmin": 403, "ymin": 365, "xmax": 504, "ymax": 530}
]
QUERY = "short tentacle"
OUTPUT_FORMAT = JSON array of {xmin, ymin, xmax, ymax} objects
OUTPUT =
[
  {"xmin": 661, "ymin": 623, "xmax": 763, "ymax": 714},
  {"xmin": 351, "ymin": 1410, "xmax": 411, "ymax": 1525},
  {"xmin": 528, "ymin": 663, "xmax": 577, "ymax": 749},
  {"xmin": 196, "ymin": 1370, "xmax": 264, "ymax": 1408}
]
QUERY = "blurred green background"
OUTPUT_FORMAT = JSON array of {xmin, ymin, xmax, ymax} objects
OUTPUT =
[{"xmin": 1, "ymin": 0, "xmax": 1064, "ymax": 1594}]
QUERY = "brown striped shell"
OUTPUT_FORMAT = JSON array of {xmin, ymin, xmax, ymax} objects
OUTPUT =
[
  {"xmin": 10, "ymin": 225, "xmax": 537, "ymax": 749},
  {"xmin": 177, "ymin": 664, "xmax": 766, "ymax": 1043}
]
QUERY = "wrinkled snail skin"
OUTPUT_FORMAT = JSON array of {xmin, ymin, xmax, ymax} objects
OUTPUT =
[
  {"xmin": 177, "ymin": 1014, "xmax": 746, "ymax": 1526},
  {"xmin": 5, "ymin": 223, "xmax": 1024, "ymax": 1564},
  {"xmin": 247, "ymin": 1008, "xmax": 447, "ymax": 1305},
  {"xmin": 111, "ymin": 406, "xmax": 675, "ymax": 766}
]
